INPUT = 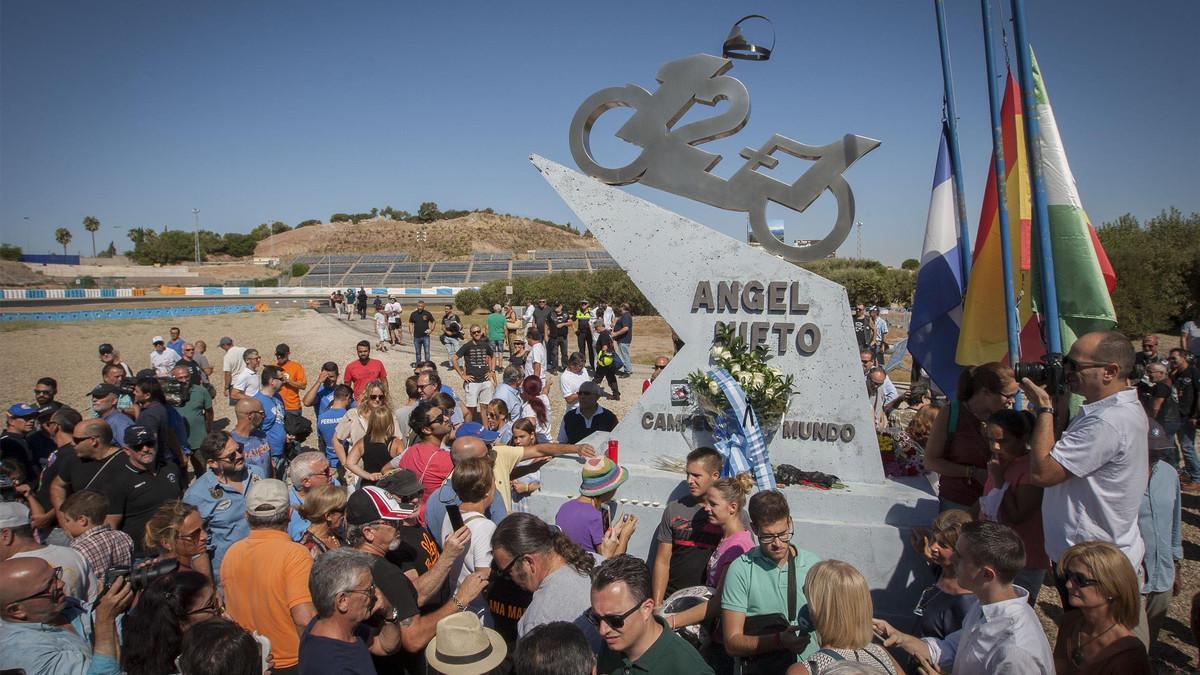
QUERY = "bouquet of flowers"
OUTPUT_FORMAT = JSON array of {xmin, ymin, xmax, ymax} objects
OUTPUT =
[
  {"xmin": 878, "ymin": 428, "xmax": 926, "ymax": 478},
  {"xmin": 686, "ymin": 323, "xmax": 796, "ymax": 427}
]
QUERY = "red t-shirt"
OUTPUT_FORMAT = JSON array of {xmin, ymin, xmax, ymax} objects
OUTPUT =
[
  {"xmin": 981, "ymin": 454, "xmax": 1050, "ymax": 569},
  {"xmin": 344, "ymin": 358, "xmax": 387, "ymax": 399},
  {"xmin": 396, "ymin": 441, "xmax": 453, "ymax": 522}
]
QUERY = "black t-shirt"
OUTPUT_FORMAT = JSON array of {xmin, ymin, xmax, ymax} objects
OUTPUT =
[
  {"xmin": 595, "ymin": 332, "xmax": 615, "ymax": 357},
  {"xmin": 487, "ymin": 561, "xmax": 534, "ymax": 647},
  {"xmin": 549, "ymin": 310, "xmax": 571, "ymax": 339},
  {"xmin": 654, "ymin": 496, "xmax": 727, "ymax": 595},
  {"xmin": 136, "ymin": 401, "xmax": 174, "ymax": 465},
  {"xmin": 34, "ymin": 443, "xmax": 73, "ymax": 511},
  {"xmin": 410, "ymin": 310, "xmax": 434, "ymax": 337},
  {"xmin": 614, "ymin": 312, "xmax": 633, "ymax": 344},
  {"xmin": 456, "ymin": 340, "xmax": 495, "ymax": 382},
  {"xmin": 368, "ymin": 557, "xmax": 424, "ymax": 675},
  {"xmin": 531, "ymin": 306, "xmax": 553, "ymax": 335},
  {"xmin": 441, "ymin": 313, "xmax": 464, "ymax": 339},
  {"xmin": 1138, "ymin": 380, "xmax": 1180, "ymax": 425},
  {"xmin": 386, "ymin": 525, "xmax": 448, "ymax": 611},
  {"xmin": 915, "ymin": 585, "xmax": 974, "ymax": 640},
  {"xmin": 1173, "ymin": 366, "xmax": 1199, "ymax": 420},
  {"xmin": 27, "ymin": 432, "xmax": 58, "ymax": 476},
  {"xmin": 100, "ymin": 457, "xmax": 182, "ymax": 553},
  {"xmin": 0, "ymin": 431, "xmax": 35, "ymax": 484},
  {"xmin": 298, "ymin": 618, "xmax": 376, "ymax": 675},
  {"xmin": 60, "ymin": 447, "xmax": 126, "ymax": 494},
  {"xmin": 853, "ymin": 316, "xmax": 872, "ymax": 350}
]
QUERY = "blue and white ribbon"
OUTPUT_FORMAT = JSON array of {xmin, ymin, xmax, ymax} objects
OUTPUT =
[{"xmin": 708, "ymin": 368, "xmax": 777, "ymax": 491}]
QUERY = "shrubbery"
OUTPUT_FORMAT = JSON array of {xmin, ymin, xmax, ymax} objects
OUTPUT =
[
  {"xmin": 1097, "ymin": 208, "xmax": 1200, "ymax": 336},
  {"xmin": 457, "ymin": 269, "xmax": 654, "ymax": 315},
  {"xmin": 290, "ymin": 262, "xmax": 310, "ymax": 277}
]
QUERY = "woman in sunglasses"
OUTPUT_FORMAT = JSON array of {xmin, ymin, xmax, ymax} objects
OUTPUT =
[
  {"xmin": 145, "ymin": 501, "xmax": 212, "ymax": 581},
  {"xmin": 345, "ymin": 405, "xmax": 402, "ymax": 486},
  {"xmin": 121, "ymin": 570, "xmax": 223, "ymax": 675},
  {"xmin": 923, "ymin": 363, "xmax": 1019, "ymax": 512},
  {"xmin": 1052, "ymin": 541, "xmax": 1151, "ymax": 674},
  {"xmin": 483, "ymin": 399, "xmax": 513, "ymax": 444},
  {"xmin": 333, "ymin": 379, "xmax": 391, "ymax": 457}
]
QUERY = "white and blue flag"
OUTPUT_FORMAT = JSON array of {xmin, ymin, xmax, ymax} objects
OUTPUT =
[{"xmin": 908, "ymin": 128, "xmax": 965, "ymax": 399}]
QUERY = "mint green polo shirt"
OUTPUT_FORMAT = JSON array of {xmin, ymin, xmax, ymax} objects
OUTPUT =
[
  {"xmin": 720, "ymin": 545, "xmax": 821, "ymax": 661},
  {"xmin": 597, "ymin": 615, "xmax": 714, "ymax": 674}
]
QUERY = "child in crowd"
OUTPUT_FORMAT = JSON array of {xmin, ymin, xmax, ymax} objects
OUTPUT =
[
  {"xmin": 977, "ymin": 408, "xmax": 1048, "ymax": 604},
  {"xmin": 508, "ymin": 418, "xmax": 542, "ymax": 513},
  {"xmin": 555, "ymin": 456, "xmax": 636, "ymax": 554},
  {"xmin": 61, "ymin": 489, "xmax": 134, "ymax": 577},
  {"xmin": 909, "ymin": 509, "xmax": 975, "ymax": 640},
  {"xmin": 441, "ymin": 457, "xmax": 496, "ymax": 626},
  {"xmin": 373, "ymin": 309, "xmax": 389, "ymax": 352}
]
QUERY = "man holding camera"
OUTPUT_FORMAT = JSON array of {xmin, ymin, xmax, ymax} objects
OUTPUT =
[
  {"xmin": 1020, "ymin": 330, "xmax": 1150, "ymax": 643},
  {"xmin": 0, "ymin": 556, "xmax": 134, "ymax": 675}
]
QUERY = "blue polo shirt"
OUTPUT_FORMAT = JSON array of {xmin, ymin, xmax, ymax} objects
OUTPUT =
[
  {"xmin": 317, "ymin": 407, "xmax": 348, "ymax": 467},
  {"xmin": 100, "ymin": 409, "xmax": 134, "ymax": 449},
  {"xmin": 230, "ymin": 430, "xmax": 271, "ymax": 478},
  {"xmin": 253, "ymin": 392, "xmax": 287, "ymax": 458},
  {"xmin": 182, "ymin": 465, "xmax": 266, "ymax": 586}
]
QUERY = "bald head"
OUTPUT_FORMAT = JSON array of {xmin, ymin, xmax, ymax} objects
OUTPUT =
[
  {"xmin": 451, "ymin": 436, "xmax": 489, "ymax": 463},
  {"xmin": 0, "ymin": 558, "xmax": 61, "ymax": 621},
  {"xmin": 74, "ymin": 418, "xmax": 113, "ymax": 448},
  {"xmin": 235, "ymin": 398, "xmax": 263, "ymax": 419}
]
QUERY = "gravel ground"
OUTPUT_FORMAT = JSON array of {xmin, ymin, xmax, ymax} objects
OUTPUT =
[{"xmin": 2, "ymin": 308, "xmax": 1195, "ymax": 671}]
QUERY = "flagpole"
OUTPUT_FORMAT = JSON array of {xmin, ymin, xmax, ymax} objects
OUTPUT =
[
  {"xmin": 980, "ymin": 0, "xmax": 1021, "ymax": 365},
  {"xmin": 933, "ymin": 0, "xmax": 972, "ymax": 287},
  {"xmin": 1009, "ymin": 0, "xmax": 1062, "ymax": 355}
]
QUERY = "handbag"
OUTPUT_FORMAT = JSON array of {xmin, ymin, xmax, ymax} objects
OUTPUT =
[{"xmin": 741, "ymin": 548, "xmax": 799, "ymax": 673}]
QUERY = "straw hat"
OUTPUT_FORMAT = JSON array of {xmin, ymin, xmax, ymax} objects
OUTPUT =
[{"xmin": 424, "ymin": 612, "xmax": 507, "ymax": 674}]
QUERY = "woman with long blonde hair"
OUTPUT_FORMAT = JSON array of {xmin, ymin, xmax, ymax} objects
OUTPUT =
[
  {"xmin": 787, "ymin": 560, "xmax": 903, "ymax": 674},
  {"xmin": 332, "ymin": 378, "xmax": 391, "ymax": 467},
  {"xmin": 346, "ymin": 403, "xmax": 402, "ymax": 485},
  {"xmin": 145, "ymin": 501, "xmax": 212, "ymax": 580}
]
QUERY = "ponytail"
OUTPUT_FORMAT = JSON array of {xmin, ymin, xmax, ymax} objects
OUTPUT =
[
  {"xmin": 552, "ymin": 532, "xmax": 596, "ymax": 576},
  {"xmin": 712, "ymin": 472, "xmax": 755, "ymax": 511},
  {"xmin": 956, "ymin": 362, "xmax": 1015, "ymax": 402}
]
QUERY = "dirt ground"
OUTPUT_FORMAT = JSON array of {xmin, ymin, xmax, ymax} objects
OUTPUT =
[{"xmin": 1, "ymin": 310, "xmax": 1195, "ymax": 671}]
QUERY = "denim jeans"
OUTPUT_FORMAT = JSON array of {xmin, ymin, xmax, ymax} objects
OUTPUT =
[
  {"xmin": 414, "ymin": 336, "xmax": 431, "ymax": 364},
  {"xmin": 1176, "ymin": 422, "xmax": 1200, "ymax": 481},
  {"xmin": 443, "ymin": 337, "xmax": 461, "ymax": 363},
  {"xmin": 616, "ymin": 342, "xmax": 632, "ymax": 374}
]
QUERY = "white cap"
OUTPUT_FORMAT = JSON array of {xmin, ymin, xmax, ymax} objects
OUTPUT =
[
  {"xmin": 152, "ymin": 335, "xmax": 165, "ymax": 344},
  {"xmin": 0, "ymin": 502, "xmax": 31, "ymax": 528}
]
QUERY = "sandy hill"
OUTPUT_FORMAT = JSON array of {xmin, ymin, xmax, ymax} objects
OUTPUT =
[
  {"xmin": 0, "ymin": 260, "xmax": 57, "ymax": 287},
  {"xmin": 256, "ymin": 213, "xmax": 600, "ymax": 260}
]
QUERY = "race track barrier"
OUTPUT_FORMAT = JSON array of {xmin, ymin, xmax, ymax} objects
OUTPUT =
[
  {"xmin": 0, "ymin": 288, "xmax": 140, "ymax": 300},
  {"xmin": 0, "ymin": 303, "xmax": 262, "ymax": 323},
  {"xmin": 1, "ymin": 286, "xmax": 471, "ymax": 302}
]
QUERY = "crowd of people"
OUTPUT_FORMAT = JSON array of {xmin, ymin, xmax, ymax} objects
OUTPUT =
[{"xmin": 0, "ymin": 305, "xmax": 1197, "ymax": 674}]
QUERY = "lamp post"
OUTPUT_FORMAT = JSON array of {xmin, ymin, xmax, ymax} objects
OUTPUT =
[{"xmin": 192, "ymin": 209, "xmax": 201, "ymax": 265}]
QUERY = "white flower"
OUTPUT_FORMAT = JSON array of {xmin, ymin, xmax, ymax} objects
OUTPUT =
[
  {"xmin": 752, "ymin": 373, "xmax": 765, "ymax": 388},
  {"xmin": 730, "ymin": 365, "xmax": 741, "ymax": 375},
  {"xmin": 737, "ymin": 372, "xmax": 752, "ymax": 386},
  {"xmin": 710, "ymin": 346, "xmax": 724, "ymax": 359},
  {"xmin": 708, "ymin": 380, "xmax": 720, "ymax": 395}
]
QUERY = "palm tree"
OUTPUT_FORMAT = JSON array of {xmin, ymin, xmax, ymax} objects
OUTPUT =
[
  {"xmin": 55, "ymin": 227, "xmax": 73, "ymax": 255},
  {"xmin": 82, "ymin": 216, "xmax": 101, "ymax": 256}
]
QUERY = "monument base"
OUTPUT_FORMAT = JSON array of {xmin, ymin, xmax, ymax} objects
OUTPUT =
[{"xmin": 523, "ymin": 431, "xmax": 939, "ymax": 620}]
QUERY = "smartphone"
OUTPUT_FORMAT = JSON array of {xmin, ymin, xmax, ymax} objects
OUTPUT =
[{"xmin": 447, "ymin": 504, "xmax": 465, "ymax": 531}]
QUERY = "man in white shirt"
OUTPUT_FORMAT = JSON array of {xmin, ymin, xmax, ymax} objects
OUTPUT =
[
  {"xmin": 148, "ymin": 336, "xmax": 180, "ymax": 377},
  {"xmin": 875, "ymin": 521, "xmax": 1053, "ymax": 674},
  {"xmin": 559, "ymin": 352, "xmax": 591, "ymax": 411},
  {"xmin": 230, "ymin": 349, "xmax": 263, "ymax": 402},
  {"xmin": 1020, "ymin": 330, "xmax": 1150, "ymax": 643},
  {"xmin": 524, "ymin": 329, "xmax": 547, "ymax": 388},
  {"xmin": 218, "ymin": 336, "xmax": 248, "ymax": 403},
  {"xmin": 385, "ymin": 296, "xmax": 403, "ymax": 346}
]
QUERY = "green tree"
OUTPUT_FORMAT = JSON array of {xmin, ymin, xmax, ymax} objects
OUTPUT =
[
  {"xmin": 417, "ymin": 202, "xmax": 441, "ymax": 223},
  {"xmin": 100, "ymin": 241, "xmax": 117, "ymax": 258},
  {"xmin": 296, "ymin": 219, "xmax": 321, "ymax": 228},
  {"xmin": 82, "ymin": 216, "xmax": 101, "ymax": 256},
  {"xmin": 249, "ymin": 223, "xmax": 271, "ymax": 241},
  {"xmin": 55, "ymin": 227, "xmax": 72, "ymax": 255},
  {"xmin": 271, "ymin": 221, "xmax": 291, "ymax": 235},
  {"xmin": 901, "ymin": 258, "xmax": 919, "ymax": 270},
  {"xmin": 329, "ymin": 213, "xmax": 352, "ymax": 223},
  {"xmin": 0, "ymin": 243, "xmax": 21, "ymax": 261},
  {"xmin": 1097, "ymin": 208, "xmax": 1200, "ymax": 336},
  {"xmin": 290, "ymin": 262, "xmax": 310, "ymax": 277}
]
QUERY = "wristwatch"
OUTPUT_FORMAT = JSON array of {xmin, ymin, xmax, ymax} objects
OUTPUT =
[
  {"xmin": 1034, "ymin": 405, "xmax": 1055, "ymax": 416},
  {"xmin": 383, "ymin": 607, "xmax": 400, "ymax": 624}
]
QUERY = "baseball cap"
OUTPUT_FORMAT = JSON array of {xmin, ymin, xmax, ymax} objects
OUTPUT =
[
  {"xmin": 98, "ymin": 343, "xmax": 115, "ymax": 355},
  {"xmin": 455, "ymin": 421, "xmax": 499, "ymax": 443},
  {"xmin": 151, "ymin": 336, "xmax": 165, "ymax": 344},
  {"xmin": 124, "ymin": 425, "xmax": 156, "ymax": 447},
  {"xmin": 89, "ymin": 383, "xmax": 122, "ymax": 398},
  {"xmin": 275, "ymin": 343, "xmax": 290, "ymax": 357},
  {"xmin": 0, "ymin": 502, "xmax": 31, "ymax": 528},
  {"xmin": 375, "ymin": 469, "xmax": 424, "ymax": 499},
  {"xmin": 245, "ymin": 479, "xmax": 290, "ymax": 519},
  {"xmin": 346, "ymin": 486, "xmax": 411, "ymax": 526},
  {"xmin": 218, "ymin": 336, "xmax": 234, "ymax": 347},
  {"xmin": 6, "ymin": 403, "xmax": 38, "ymax": 418}
]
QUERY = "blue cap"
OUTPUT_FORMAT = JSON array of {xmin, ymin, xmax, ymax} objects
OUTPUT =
[
  {"xmin": 456, "ymin": 421, "xmax": 499, "ymax": 442},
  {"xmin": 6, "ymin": 403, "xmax": 38, "ymax": 418}
]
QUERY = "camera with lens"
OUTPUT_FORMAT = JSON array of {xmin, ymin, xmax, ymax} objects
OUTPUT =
[
  {"xmin": 102, "ymin": 559, "xmax": 178, "ymax": 593},
  {"xmin": 118, "ymin": 376, "xmax": 137, "ymax": 398},
  {"xmin": 1012, "ymin": 353, "xmax": 1066, "ymax": 398}
]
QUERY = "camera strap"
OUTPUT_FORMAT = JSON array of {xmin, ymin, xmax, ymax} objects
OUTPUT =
[{"xmin": 83, "ymin": 452, "xmax": 123, "ymax": 491}]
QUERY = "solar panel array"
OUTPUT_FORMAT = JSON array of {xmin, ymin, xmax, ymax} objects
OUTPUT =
[{"xmin": 293, "ymin": 249, "xmax": 617, "ymax": 287}]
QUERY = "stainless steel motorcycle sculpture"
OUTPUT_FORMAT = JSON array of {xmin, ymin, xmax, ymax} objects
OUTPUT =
[{"xmin": 569, "ymin": 53, "xmax": 879, "ymax": 262}]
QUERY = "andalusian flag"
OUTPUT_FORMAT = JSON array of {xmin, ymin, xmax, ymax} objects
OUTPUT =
[
  {"xmin": 956, "ymin": 73, "xmax": 1035, "ymax": 366},
  {"xmin": 957, "ymin": 58, "xmax": 1116, "ymax": 365},
  {"xmin": 1027, "ymin": 51, "xmax": 1117, "ymax": 353}
]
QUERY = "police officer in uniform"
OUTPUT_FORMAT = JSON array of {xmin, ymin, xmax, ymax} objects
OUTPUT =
[
  {"xmin": 182, "ymin": 430, "xmax": 265, "ymax": 586},
  {"xmin": 575, "ymin": 299, "xmax": 596, "ymax": 370}
]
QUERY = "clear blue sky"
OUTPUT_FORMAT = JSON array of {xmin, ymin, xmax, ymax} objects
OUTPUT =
[{"xmin": 2, "ymin": 1, "xmax": 1196, "ymax": 264}]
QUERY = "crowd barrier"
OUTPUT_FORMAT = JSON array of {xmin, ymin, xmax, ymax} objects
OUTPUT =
[
  {"xmin": 0, "ymin": 288, "xmax": 143, "ymax": 300},
  {"xmin": 0, "ymin": 303, "xmax": 264, "ymax": 323}
]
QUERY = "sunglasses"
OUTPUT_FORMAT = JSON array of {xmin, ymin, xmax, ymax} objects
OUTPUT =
[
  {"xmin": 215, "ymin": 444, "xmax": 244, "ymax": 462},
  {"xmin": 187, "ymin": 592, "xmax": 225, "ymax": 616},
  {"xmin": 130, "ymin": 441, "xmax": 157, "ymax": 449},
  {"xmin": 34, "ymin": 389, "xmax": 54, "ymax": 396},
  {"xmin": 368, "ymin": 394, "xmax": 387, "ymax": 402},
  {"xmin": 1062, "ymin": 356, "xmax": 1110, "ymax": 373},
  {"xmin": 72, "ymin": 435, "xmax": 96, "ymax": 445},
  {"xmin": 497, "ymin": 553, "xmax": 526, "ymax": 580},
  {"xmin": 585, "ymin": 602, "xmax": 644, "ymax": 630},
  {"xmin": 1059, "ymin": 570, "xmax": 1101, "ymax": 588},
  {"xmin": 652, "ymin": 365, "xmax": 666, "ymax": 370}
]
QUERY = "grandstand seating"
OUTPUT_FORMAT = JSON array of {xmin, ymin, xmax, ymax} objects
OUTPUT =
[{"xmin": 292, "ymin": 248, "xmax": 619, "ymax": 287}]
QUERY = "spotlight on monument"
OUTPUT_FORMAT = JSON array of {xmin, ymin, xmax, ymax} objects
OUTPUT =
[{"xmin": 722, "ymin": 14, "xmax": 773, "ymax": 61}]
